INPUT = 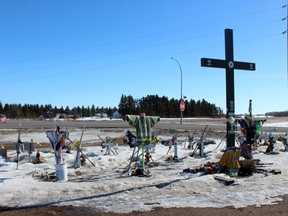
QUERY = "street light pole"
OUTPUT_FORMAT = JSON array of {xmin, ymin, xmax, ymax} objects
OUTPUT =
[{"xmin": 171, "ymin": 57, "xmax": 183, "ymax": 124}]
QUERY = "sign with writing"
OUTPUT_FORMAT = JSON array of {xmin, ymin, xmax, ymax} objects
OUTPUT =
[{"xmin": 180, "ymin": 101, "xmax": 185, "ymax": 111}]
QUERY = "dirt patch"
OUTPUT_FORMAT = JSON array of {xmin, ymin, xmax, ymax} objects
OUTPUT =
[{"xmin": 2, "ymin": 195, "xmax": 288, "ymax": 216}]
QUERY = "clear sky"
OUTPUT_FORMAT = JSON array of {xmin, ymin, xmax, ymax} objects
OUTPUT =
[{"xmin": 0, "ymin": 0, "xmax": 287, "ymax": 115}]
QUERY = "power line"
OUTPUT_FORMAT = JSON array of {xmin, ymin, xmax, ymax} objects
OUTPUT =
[
  {"xmin": 0, "ymin": 4, "xmax": 283, "ymax": 66},
  {"xmin": 0, "ymin": 2, "xmax": 286, "ymax": 87},
  {"xmin": 0, "ymin": 0, "xmax": 276, "ymax": 53},
  {"xmin": 1, "ymin": 32, "xmax": 284, "ymax": 86},
  {"xmin": 1, "ymin": 17, "xmax": 283, "ymax": 79}
]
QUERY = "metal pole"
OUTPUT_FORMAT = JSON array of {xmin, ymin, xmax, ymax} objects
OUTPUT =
[
  {"xmin": 286, "ymin": 2, "xmax": 288, "ymax": 88},
  {"xmin": 171, "ymin": 57, "xmax": 183, "ymax": 124},
  {"xmin": 283, "ymin": 3, "xmax": 288, "ymax": 87},
  {"xmin": 249, "ymin": 99, "xmax": 252, "ymax": 127},
  {"xmin": 287, "ymin": 2, "xmax": 288, "ymax": 88}
]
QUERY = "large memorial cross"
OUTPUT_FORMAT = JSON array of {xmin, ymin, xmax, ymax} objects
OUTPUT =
[{"xmin": 201, "ymin": 28, "xmax": 256, "ymax": 148}]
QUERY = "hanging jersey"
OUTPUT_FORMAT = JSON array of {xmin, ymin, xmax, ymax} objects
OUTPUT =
[{"xmin": 126, "ymin": 115, "xmax": 160, "ymax": 144}]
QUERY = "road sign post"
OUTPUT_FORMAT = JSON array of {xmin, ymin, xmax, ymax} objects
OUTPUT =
[{"xmin": 201, "ymin": 29, "xmax": 256, "ymax": 148}]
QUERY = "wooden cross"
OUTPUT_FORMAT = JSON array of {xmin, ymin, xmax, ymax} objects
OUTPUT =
[{"xmin": 201, "ymin": 28, "xmax": 256, "ymax": 148}]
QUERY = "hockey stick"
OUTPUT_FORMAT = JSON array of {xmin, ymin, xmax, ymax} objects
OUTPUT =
[
  {"xmin": 68, "ymin": 138, "xmax": 96, "ymax": 167},
  {"xmin": 73, "ymin": 125, "xmax": 85, "ymax": 168}
]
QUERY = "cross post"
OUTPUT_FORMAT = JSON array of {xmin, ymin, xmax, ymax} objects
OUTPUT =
[{"xmin": 201, "ymin": 28, "xmax": 256, "ymax": 148}]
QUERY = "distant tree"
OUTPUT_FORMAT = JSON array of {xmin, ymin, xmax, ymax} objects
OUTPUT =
[
  {"xmin": 76, "ymin": 106, "xmax": 82, "ymax": 117},
  {"xmin": 22, "ymin": 104, "xmax": 31, "ymax": 118},
  {"xmin": 0, "ymin": 100, "xmax": 3, "ymax": 113},
  {"xmin": 0, "ymin": 94, "xmax": 225, "ymax": 119},
  {"xmin": 106, "ymin": 107, "xmax": 116, "ymax": 117},
  {"xmin": 266, "ymin": 111, "xmax": 288, "ymax": 117},
  {"xmin": 86, "ymin": 106, "xmax": 91, "ymax": 117},
  {"xmin": 91, "ymin": 105, "xmax": 96, "ymax": 116},
  {"xmin": 118, "ymin": 94, "xmax": 136, "ymax": 117},
  {"xmin": 64, "ymin": 106, "xmax": 70, "ymax": 113}
]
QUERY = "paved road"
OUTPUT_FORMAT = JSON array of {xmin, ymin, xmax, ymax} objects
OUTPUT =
[
  {"xmin": 0, "ymin": 118, "xmax": 286, "ymax": 133},
  {"xmin": 0, "ymin": 119, "xmax": 221, "ymax": 131}
]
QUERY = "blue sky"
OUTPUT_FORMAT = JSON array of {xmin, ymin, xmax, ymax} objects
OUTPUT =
[{"xmin": 0, "ymin": 0, "xmax": 287, "ymax": 115}]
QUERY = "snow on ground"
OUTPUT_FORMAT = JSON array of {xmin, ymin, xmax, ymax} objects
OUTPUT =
[{"xmin": 0, "ymin": 120, "xmax": 288, "ymax": 213}]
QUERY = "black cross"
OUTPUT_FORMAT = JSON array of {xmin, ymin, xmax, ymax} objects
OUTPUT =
[{"xmin": 201, "ymin": 28, "xmax": 256, "ymax": 148}]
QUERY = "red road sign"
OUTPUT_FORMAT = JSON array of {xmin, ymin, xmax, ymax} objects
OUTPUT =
[{"xmin": 180, "ymin": 101, "xmax": 185, "ymax": 111}]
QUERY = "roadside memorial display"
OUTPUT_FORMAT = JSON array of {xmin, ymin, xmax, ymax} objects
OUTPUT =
[
  {"xmin": 1, "ymin": 116, "xmax": 287, "ymax": 211},
  {"xmin": 190, "ymin": 125, "xmax": 211, "ymax": 158},
  {"xmin": 99, "ymin": 135, "xmax": 118, "ymax": 156},
  {"xmin": 171, "ymin": 129, "xmax": 179, "ymax": 160},
  {"xmin": 164, "ymin": 130, "xmax": 178, "ymax": 160},
  {"xmin": 283, "ymin": 131, "xmax": 288, "ymax": 151},
  {"xmin": 64, "ymin": 125, "xmax": 96, "ymax": 168},
  {"xmin": 125, "ymin": 113, "xmax": 160, "ymax": 176},
  {"xmin": 187, "ymin": 132, "xmax": 195, "ymax": 150},
  {"xmin": 67, "ymin": 138, "xmax": 96, "ymax": 167},
  {"xmin": 164, "ymin": 129, "xmax": 184, "ymax": 161},
  {"xmin": 73, "ymin": 125, "xmax": 85, "ymax": 168},
  {"xmin": 219, "ymin": 146, "xmax": 241, "ymax": 176},
  {"xmin": 14, "ymin": 123, "xmax": 35, "ymax": 169},
  {"xmin": 237, "ymin": 100, "xmax": 266, "ymax": 159},
  {"xmin": 201, "ymin": 28, "xmax": 256, "ymax": 148},
  {"xmin": 264, "ymin": 133, "xmax": 277, "ymax": 154},
  {"xmin": 35, "ymin": 149, "xmax": 44, "ymax": 164},
  {"xmin": 46, "ymin": 126, "xmax": 69, "ymax": 181},
  {"xmin": 123, "ymin": 130, "xmax": 137, "ymax": 148},
  {"xmin": 46, "ymin": 126, "xmax": 68, "ymax": 165},
  {"xmin": 0, "ymin": 146, "xmax": 7, "ymax": 159}
]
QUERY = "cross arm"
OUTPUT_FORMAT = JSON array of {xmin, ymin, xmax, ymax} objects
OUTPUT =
[
  {"xmin": 201, "ymin": 58, "xmax": 226, "ymax": 69},
  {"xmin": 201, "ymin": 58, "xmax": 256, "ymax": 71},
  {"xmin": 233, "ymin": 61, "xmax": 256, "ymax": 71}
]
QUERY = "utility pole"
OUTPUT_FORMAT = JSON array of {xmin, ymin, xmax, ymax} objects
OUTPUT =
[{"xmin": 283, "ymin": 3, "xmax": 288, "ymax": 87}]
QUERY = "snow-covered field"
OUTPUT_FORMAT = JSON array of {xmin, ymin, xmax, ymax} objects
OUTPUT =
[{"xmin": 0, "ymin": 119, "xmax": 288, "ymax": 213}]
